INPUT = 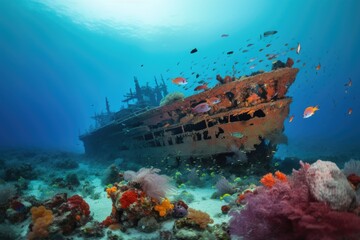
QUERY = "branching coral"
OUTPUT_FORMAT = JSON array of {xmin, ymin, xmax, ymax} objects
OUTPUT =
[{"xmin": 124, "ymin": 167, "xmax": 174, "ymax": 201}]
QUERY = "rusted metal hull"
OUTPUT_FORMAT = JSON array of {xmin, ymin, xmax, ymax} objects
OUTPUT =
[{"xmin": 80, "ymin": 67, "xmax": 299, "ymax": 162}]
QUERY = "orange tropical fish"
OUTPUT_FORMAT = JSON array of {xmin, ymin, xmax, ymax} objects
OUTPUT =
[
  {"xmin": 348, "ymin": 108, "xmax": 352, "ymax": 115},
  {"xmin": 303, "ymin": 106, "xmax": 319, "ymax": 118},
  {"xmin": 206, "ymin": 97, "xmax": 221, "ymax": 105},
  {"xmin": 172, "ymin": 77, "xmax": 187, "ymax": 85},
  {"xmin": 315, "ymin": 63, "xmax": 321, "ymax": 70},
  {"xmin": 289, "ymin": 115, "xmax": 294, "ymax": 122},
  {"xmin": 194, "ymin": 84, "xmax": 208, "ymax": 91}
]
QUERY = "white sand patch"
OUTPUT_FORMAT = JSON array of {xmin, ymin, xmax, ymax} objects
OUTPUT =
[{"xmin": 83, "ymin": 177, "xmax": 112, "ymax": 222}]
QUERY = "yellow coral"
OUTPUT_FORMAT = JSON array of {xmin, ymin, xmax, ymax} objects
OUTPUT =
[{"xmin": 154, "ymin": 198, "xmax": 174, "ymax": 217}]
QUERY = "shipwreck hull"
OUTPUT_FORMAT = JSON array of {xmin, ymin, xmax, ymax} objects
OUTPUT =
[{"xmin": 80, "ymin": 67, "xmax": 299, "ymax": 163}]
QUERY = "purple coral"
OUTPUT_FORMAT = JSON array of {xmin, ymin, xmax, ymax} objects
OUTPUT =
[
  {"xmin": 124, "ymin": 167, "xmax": 174, "ymax": 201},
  {"xmin": 229, "ymin": 161, "xmax": 360, "ymax": 240}
]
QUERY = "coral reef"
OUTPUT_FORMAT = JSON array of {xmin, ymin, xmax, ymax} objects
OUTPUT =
[
  {"xmin": 124, "ymin": 167, "xmax": 174, "ymax": 201},
  {"xmin": 103, "ymin": 168, "xmax": 180, "ymax": 232},
  {"xmin": 229, "ymin": 160, "xmax": 360, "ymax": 240},
  {"xmin": 154, "ymin": 198, "xmax": 174, "ymax": 217}
]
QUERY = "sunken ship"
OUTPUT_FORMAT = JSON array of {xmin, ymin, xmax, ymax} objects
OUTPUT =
[{"xmin": 80, "ymin": 62, "xmax": 299, "ymax": 169}]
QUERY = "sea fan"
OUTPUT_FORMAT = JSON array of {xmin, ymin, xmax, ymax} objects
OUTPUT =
[
  {"xmin": 124, "ymin": 167, "xmax": 174, "ymax": 201},
  {"xmin": 343, "ymin": 159, "xmax": 360, "ymax": 176},
  {"xmin": 215, "ymin": 177, "xmax": 236, "ymax": 195}
]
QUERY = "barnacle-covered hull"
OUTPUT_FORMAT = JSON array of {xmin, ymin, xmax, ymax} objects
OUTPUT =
[{"xmin": 80, "ymin": 67, "xmax": 299, "ymax": 164}]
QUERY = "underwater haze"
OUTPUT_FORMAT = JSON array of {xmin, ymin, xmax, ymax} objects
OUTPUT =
[
  {"xmin": 0, "ymin": 0, "xmax": 360, "ymax": 155},
  {"xmin": 1, "ymin": 1, "xmax": 360, "ymax": 240}
]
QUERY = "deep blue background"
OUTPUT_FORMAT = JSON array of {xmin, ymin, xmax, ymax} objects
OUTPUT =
[{"xmin": 0, "ymin": 0, "xmax": 359, "ymax": 158}]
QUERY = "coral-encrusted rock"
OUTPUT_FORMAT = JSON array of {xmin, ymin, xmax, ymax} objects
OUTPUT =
[
  {"xmin": 137, "ymin": 216, "xmax": 159, "ymax": 233},
  {"xmin": 306, "ymin": 160, "xmax": 356, "ymax": 210}
]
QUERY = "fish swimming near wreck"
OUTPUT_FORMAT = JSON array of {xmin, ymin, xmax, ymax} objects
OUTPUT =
[
  {"xmin": 172, "ymin": 77, "xmax": 188, "ymax": 85},
  {"xmin": 206, "ymin": 97, "xmax": 221, "ymax": 105},
  {"xmin": 192, "ymin": 102, "xmax": 211, "ymax": 113},
  {"xmin": 194, "ymin": 84, "xmax": 208, "ymax": 91},
  {"xmin": 303, "ymin": 106, "xmax": 319, "ymax": 118}
]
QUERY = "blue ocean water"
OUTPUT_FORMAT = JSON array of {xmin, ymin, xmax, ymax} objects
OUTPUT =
[{"xmin": 0, "ymin": 0, "xmax": 359, "ymax": 158}]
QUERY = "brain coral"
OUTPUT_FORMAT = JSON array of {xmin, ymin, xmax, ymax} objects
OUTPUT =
[{"xmin": 306, "ymin": 160, "xmax": 356, "ymax": 210}]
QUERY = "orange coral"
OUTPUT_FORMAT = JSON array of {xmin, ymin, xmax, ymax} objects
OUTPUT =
[
  {"xmin": 106, "ymin": 186, "xmax": 117, "ymax": 198},
  {"xmin": 154, "ymin": 198, "xmax": 174, "ymax": 217},
  {"xmin": 260, "ymin": 173, "xmax": 276, "ymax": 188},
  {"xmin": 28, "ymin": 206, "xmax": 54, "ymax": 240},
  {"xmin": 275, "ymin": 171, "xmax": 287, "ymax": 182},
  {"xmin": 187, "ymin": 208, "xmax": 214, "ymax": 229},
  {"xmin": 261, "ymin": 171, "xmax": 288, "ymax": 188}
]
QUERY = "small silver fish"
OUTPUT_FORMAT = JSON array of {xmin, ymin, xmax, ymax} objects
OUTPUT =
[{"xmin": 296, "ymin": 43, "xmax": 301, "ymax": 54}]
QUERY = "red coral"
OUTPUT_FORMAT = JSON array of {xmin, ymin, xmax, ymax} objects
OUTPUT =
[
  {"xmin": 67, "ymin": 195, "xmax": 90, "ymax": 216},
  {"xmin": 101, "ymin": 216, "xmax": 115, "ymax": 227},
  {"xmin": 120, "ymin": 190, "xmax": 138, "ymax": 209},
  {"xmin": 347, "ymin": 173, "xmax": 360, "ymax": 189},
  {"xmin": 221, "ymin": 205, "xmax": 230, "ymax": 214}
]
